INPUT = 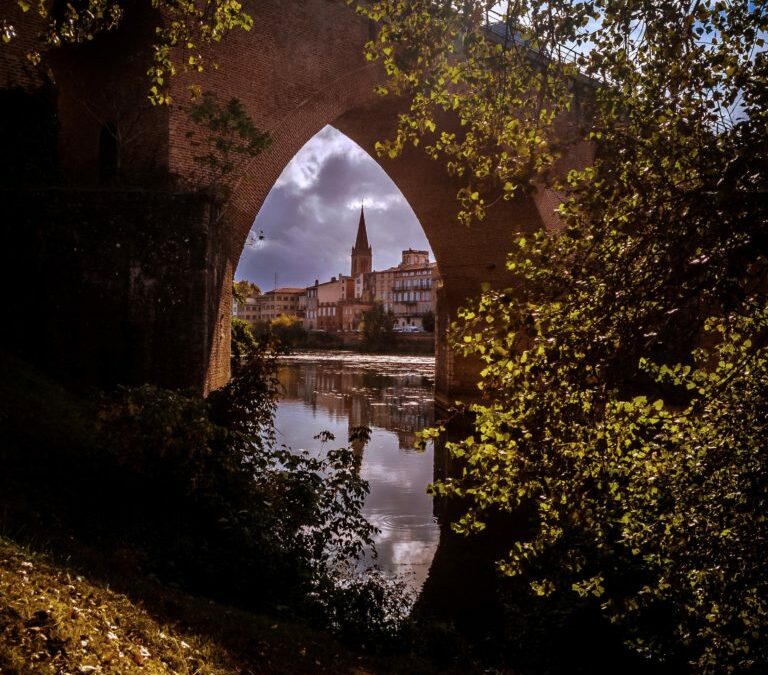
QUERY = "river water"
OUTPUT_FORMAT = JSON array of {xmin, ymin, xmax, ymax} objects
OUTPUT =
[
  {"xmin": 275, "ymin": 350, "xmax": 440, "ymax": 590},
  {"xmin": 276, "ymin": 352, "xmax": 635, "ymax": 669}
]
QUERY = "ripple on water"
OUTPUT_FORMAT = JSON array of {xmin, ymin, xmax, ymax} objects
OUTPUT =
[
  {"xmin": 279, "ymin": 350, "xmax": 435, "ymax": 379},
  {"xmin": 370, "ymin": 512, "xmax": 438, "ymax": 533}
]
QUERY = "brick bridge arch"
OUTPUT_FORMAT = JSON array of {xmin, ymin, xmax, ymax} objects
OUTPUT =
[
  {"xmin": 2, "ymin": 0, "xmax": 591, "ymax": 403},
  {"xmin": 158, "ymin": 0, "xmax": 592, "ymax": 402}
]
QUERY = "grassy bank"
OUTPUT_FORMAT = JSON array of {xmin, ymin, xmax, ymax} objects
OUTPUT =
[
  {"xmin": 0, "ymin": 536, "xmax": 442, "ymax": 674},
  {"xmin": 0, "ymin": 352, "xmax": 478, "ymax": 674}
]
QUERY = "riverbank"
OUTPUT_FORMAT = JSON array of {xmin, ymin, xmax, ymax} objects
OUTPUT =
[
  {"xmin": 301, "ymin": 331, "xmax": 435, "ymax": 355},
  {"xmin": 0, "ymin": 535, "xmax": 469, "ymax": 674},
  {"xmin": 0, "ymin": 536, "xmax": 341, "ymax": 674},
  {"xmin": 0, "ymin": 351, "xmax": 481, "ymax": 674}
]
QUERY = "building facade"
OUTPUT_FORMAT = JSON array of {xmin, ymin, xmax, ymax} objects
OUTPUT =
[
  {"xmin": 234, "ymin": 287, "xmax": 305, "ymax": 325},
  {"xmin": 362, "ymin": 249, "xmax": 438, "ymax": 329},
  {"xmin": 233, "ymin": 296, "xmax": 260, "ymax": 323},
  {"xmin": 304, "ymin": 275, "xmax": 352, "ymax": 331},
  {"xmin": 238, "ymin": 206, "xmax": 440, "ymax": 333}
]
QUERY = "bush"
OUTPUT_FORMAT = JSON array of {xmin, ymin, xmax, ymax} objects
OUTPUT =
[
  {"xmin": 361, "ymin": 302, "xmax": 396, "ymax": 352},
  {"xmin": 270, "ymin": 314, "xmax": 307, "ymax": 347},
  {"xmin": 92, "ymin": 341, "xmax": 411, "ymax": 642}
]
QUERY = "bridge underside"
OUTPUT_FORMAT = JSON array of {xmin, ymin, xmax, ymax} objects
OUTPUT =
[{"xmin": 0, "ymin": 0, "xmax": 590, "ymax": 403}]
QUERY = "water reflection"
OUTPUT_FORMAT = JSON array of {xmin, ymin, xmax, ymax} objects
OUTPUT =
[{"xmin": 274, "ymin": 351, "xmax": 439, "ymax": 590}]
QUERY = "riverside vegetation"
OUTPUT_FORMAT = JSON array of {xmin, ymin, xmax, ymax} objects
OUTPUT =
[
  {"xmin": 0, "ymin": 334, "xmax": 430, "ymax": 673},
  {"xmin": 3, "ymin": 0, "xmax": 767, "ymax": 672},
  {"xmin": 358, "ymin": 1, "xmax": 768, "ymax": 673}
]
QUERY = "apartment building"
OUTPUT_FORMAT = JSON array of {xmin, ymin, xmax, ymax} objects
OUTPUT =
[{"xmin": 236, "ymin": 206, "xmax": 440, "ymax": 333}]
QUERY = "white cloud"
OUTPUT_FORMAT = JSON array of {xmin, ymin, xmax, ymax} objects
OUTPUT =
[{"xmin": 236, "ymin": 126, "xmax": 433, "ymax": 290}]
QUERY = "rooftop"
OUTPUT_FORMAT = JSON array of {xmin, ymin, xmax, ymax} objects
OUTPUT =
[{"xmin": 265, "ymin": 287, "xmax": 305, "ymax": 295}]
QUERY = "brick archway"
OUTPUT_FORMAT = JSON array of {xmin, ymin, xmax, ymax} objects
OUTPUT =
[
  {"xmin": 212, "ymin": 82, "xmax": 550, "ymax": 401},
  {"xmin": 155, "ymin": 0, "xmax": 561, "ymax": 398},
  {"xmin": 1, "ymin": 0, "xmax": 591, "ymax": 401}
]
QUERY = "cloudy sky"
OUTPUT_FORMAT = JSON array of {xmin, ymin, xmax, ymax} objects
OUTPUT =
[{"xmin": 235, "ymin": 126, "xmax": 432, "ymax": 291}]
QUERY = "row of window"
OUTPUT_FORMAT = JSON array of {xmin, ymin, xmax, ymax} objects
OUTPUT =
[
  {"xmin": 306, "ymin": 306, "xmax": 338, "ymax": 319},
  {"xmin": 258, "ymin": 303, "xmax": 296, "ymax": 311},
  {"xmin": 394, "ymin": 291, "xmax": 431, "ymax": 302},
  {"xmin": 393, "ymin": 280, "xmax": 432, "ymax": 291}
]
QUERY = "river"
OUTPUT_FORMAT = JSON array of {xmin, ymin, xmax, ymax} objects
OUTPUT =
[
  {"xmin": 275, "ymin": 352, "xmax": 639, "ymax": 670},
  {"xmin": 275, "ymin": 350, "xmax": 440, "ymax": 591}
]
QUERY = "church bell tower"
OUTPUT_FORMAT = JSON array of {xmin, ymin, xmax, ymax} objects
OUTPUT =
[{"xmin": 351, "ymin": 205, "xmax": 372, "ymax": 277}]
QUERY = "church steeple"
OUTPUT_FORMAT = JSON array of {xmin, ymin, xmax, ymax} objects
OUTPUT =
[
  {"xmin": 354, "ymin": 205, "xmax": 370, "ymax": 250},
  {"xmin": 351, "ymin": 205, "xmax": 372, "ymax": 276}
]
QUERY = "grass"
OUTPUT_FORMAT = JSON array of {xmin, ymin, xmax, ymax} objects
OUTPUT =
[
  {"xmin": 0, "ymin": 352, "xmax": 477, "ymax": 674},
  {"xmin": 0, "ymin": 536, "xmax": 236, "ymax": 674},
  {"xmin": 0, "ymin": 535, "xmax": 401, "ymax": 674}
]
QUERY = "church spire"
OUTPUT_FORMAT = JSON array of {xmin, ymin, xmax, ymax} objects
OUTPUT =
[
  {"xmin": 351, "ymin": 204, "xmax": 372, "ymax": 277},
  {"xmin": 354, "ymin": 205, "xmax": 370, "ymax": 251}
]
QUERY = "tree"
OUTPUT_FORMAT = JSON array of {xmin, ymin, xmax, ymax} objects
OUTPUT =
[
  {"xmin": 421, "ymin": 310, "xmax": 435, "ymax": 333},
  {"xmin": 1, "ymin": 0, "xmax": 254, "ymax": 104},
  {"xmin": 233, "ymin": 279, "xmax": 261, "ymax": 306},
  {"xmin": 270, "ymin": 314, "xmax": 307, "ymax": 348},
  {"xmin": 357, "ymin": 0, "xmax": 768, "ymax": 671},
  {"xmin": 230, "ymin": 317, "xmax": 258, "ymax": 373},
  {"xmin": 360, "ymin": 302, "xmax": 395, "ymax": 351}
]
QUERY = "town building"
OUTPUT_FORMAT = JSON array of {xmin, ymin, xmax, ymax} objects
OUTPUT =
[
  {"xmin": 361, "ymin": 248, "xmax": 438, "ymax": 330},
  {"xmin": 238, "ymin": 206, "xmax": 440, "ymax": 333},
  {"xmin": 255, "ymin": 287, "xmax": 305, "ymax": 322},
  {"xmin": 234, "ymin": 287, "xmax": 305, "ymax": 325},
  {"xmin": 233, "ymin": 296, "xmax": 259, "ymax": 324},
  {"xmin": 304, "ymin": 275, "xmax": 352, "ymax": 331}
]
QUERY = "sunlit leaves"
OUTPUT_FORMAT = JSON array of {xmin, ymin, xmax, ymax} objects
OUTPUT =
[
  {"xmin": 349, "ymin": 0, "xmax": 575, "ymax": 226},
  {"xmin": 148, "ymin": 0, "xmax": 254, "ymax": 104},
  {"xmin": 357, "ymin": 1, "xmax": 768, "ymax": 671},
  {"xmin": 1, "ymin": 0, "xmax": 254, "ymax": 104}
]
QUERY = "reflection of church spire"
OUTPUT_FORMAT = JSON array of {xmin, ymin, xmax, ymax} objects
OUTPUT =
[{"xmin": 351, "ymin": 205, "xmax": 372, "ymax": 276}]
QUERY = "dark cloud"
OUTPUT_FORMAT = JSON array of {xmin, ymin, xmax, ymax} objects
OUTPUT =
[{"xmin": 235, "ymin": 126, "xmax": 432, "ymax": 291}]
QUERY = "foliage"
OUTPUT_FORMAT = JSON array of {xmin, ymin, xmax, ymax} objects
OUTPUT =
[
  {"xmin": 1, "ymin": 0, "xmax": 254, "ymax": 104},
  {"xmin": 87, "ymin": 330, "xmax": 415, "ymax": 643},
  {"xmin": 0, "ymin": 538, "xmax": 238, "ymax": 674},
  {"xmin": 311, "ymin": 565, "xmax": 415, "ymax": 646},
  {"xmin": 360, "ymin": 301, "xmax": 396, "ymax": 351},
  {"xmin": 271, "ymin": 313, "xmax": 307, "ymax": 347},
  {"xmin": 186, "ymin": 91, "xmax": 270, "ymax": 198},
  {"xmin": 230, "ymin": 316, "xmax": 259, "ymax": 370},
  {"xmin": 421, "ymin": 309, "xmax": 435, "ymax": 333},
  {"xmin": 350, "ymin": 0, "xmax": 575, "ymax": 225},
  {"xmin": 233, "ymin": 279, "xmax": 261, "ymax": 305},
  {"xmin": 358, "ymin": 0, "xmax": 768, "ymax": 672},
  {"xmin": 0, "ymin": 535, "xmax": 442, "ymax": 674},
  {"xmin": 245, "ymin": 316, "xmax": 308, "ymax": 352},
  {"xmin": 94, "ymin": 368, "xmax": 384, "ymax": 626}
]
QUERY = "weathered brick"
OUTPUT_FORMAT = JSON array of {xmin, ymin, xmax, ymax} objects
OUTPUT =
[{"xmin": 0, "ymin": 0, "xmax": 593, "ymax": 401}]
